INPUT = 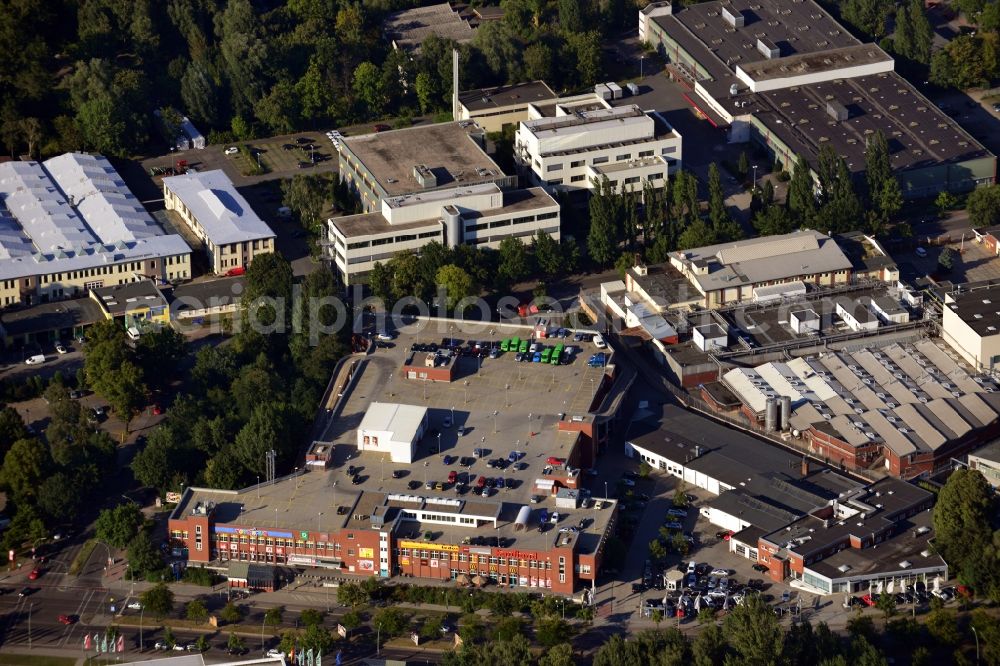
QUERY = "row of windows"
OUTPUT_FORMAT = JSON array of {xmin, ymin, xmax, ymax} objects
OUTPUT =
[
  {"xmin": 396, "ymin": 548, "xmax": 556, "ymax": 568},
  {"xmin": 348, "ymin": 229, "xmax": 440, "ymax": 251}
]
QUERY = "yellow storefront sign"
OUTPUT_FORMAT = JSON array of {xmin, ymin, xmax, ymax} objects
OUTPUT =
[
  {"xmin": 399, "ymin": 541, "xmax": 459, "ymax": 553},
  {"xmin": 359, "ymin": 547, "xmax": 374, "ymax": 558}
]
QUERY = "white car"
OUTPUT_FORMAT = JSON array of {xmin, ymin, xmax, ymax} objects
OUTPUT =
[
  {"xmin": 915, "ymin": 247, "xmax": 927, "ymax": 257},
  {"xmin": 686, "ymin": 562, "xmax": 697, "ymax": 575},
  {"xmin": 127, "ymin": 601, "xmax": 142, "ymax": 610},
  {"xmin": 621, "ymin": 478, "xmax": 635, "ymax": 487},
  {"xmin": 266, "ymin": 649, "xmax": 283, "ymax": 658},
  {"xmin": 593, "ymin": 333, "xmax": 606, "ymax": 348},
  {"xmin": 25, "ymin": 354, "xmax": 44, "ymax": 365},
  {"xmin": 224, "ymin": 146, "xmax": 239, "ymax": 155},
  {"xmin": 375, "ymin": 331, "xmax": 394, "ymax": 342},
  {"xmin": 710, "ymin": 568, "xmax": 730, "ymax": 577}
]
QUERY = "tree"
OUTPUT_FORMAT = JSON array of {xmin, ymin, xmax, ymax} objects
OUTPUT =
[
  {"xmin": 692, "ymin": 622, "xmax": 727, "ymax": 666},
  {"xmin": 753, "ymin": 205, "xmax": 794, "ymax": 237},
  {"xmin": 842, "ymin": 0, "xmax": 891, "ymax": 38},
  {"xmin": 353, "ymin": 61, "xmax": 387, "ymax": 117},
  {"xmin": 532, "ymin": 230, "xmax": 563, "ymax": 278},
  {"xmin": 264, "ymin": 606, "xmax": 284, "ymax": 627},
  {"xmin": 938, "ymin": 247, "xmax": 956, "ymax": 272},
  {"xmin": 436, "ymin": 264, "xmax": 476, "ymax": 311},
  {"xmin": 373, "ymin": 606, "xmax": 407, "ymax": 638},
  {"xmin": 281, "ymin": 174, "xmax": 333, "ymax": 234},
  {"xmin": 1, "ymin": 438, "xmax": 50, "ymax": 502},
  {"xmin": 865, "ymin": 131, "xmax": 891, "ymax": 208},
  {"xmin": 141, "ymin": 583, "xmax": 174, "ymax": 619},
  {"xmin": 539, "ymin": 642, "xmax": 574, "ymax": 666},
  {"xmin": 875, "ymin": 592, "xmax": 896, "ymax": 628},
  {"xmin": 677, "ymin": 218, "xmax": 717, "ymax": 250},
  {"xmin": 648, "ymin": 538, "xmax": 667, "ymax": 562},
  {"xmin": 37, "ymin": 472, "xmax": 83, "ymax": 523},
  {"xmin": 524, "ymin": 43, "xmax": 553, "ymax": 82},
  {"xmin": 127, "ymin": 531, "xmax": 163, "ymax": 577},
  {"xmin": 219, "ymin": 601, "xmax": 244, "ymax": 624},
  {"xmin": 337, "ymin": 582, "xmax": 368, "ymax": 608},
  {"xmin": 95, "ymin": 504, "xmax": 143, "ymax": 549},
  {"xmin": 925, "ymin": 608, "xmax": 961, "ymax": 645},
  {"xmin": 787, "ymin": 155, "xmax": 817, "ymax": 223},
  {"xmin": 497, "ymin": 237, "xmax": 530, "ymax": 286},
  {"xmin": 737, "ymin": 151, "xmax": 750, "ymax": 181},
  {"xmin": 968, "ymin": 185, "xmax": 1000, "ymax": 228},
  {"xmin": 0, "ymin": 407, "xmax": 28, "ymax": 458},
  {"xmin": 186, "ymin": 599, "xmax": 209, "ymax": 623},
  {"xmin": 722, "ymin": 593, "xmax": 782, "ymax": 666},
  {"xmin": 535, "ymin": 617, "xmax": 572, "ymax": 648},
  {"xmin": 340, "ymin": 610, "xmax": 362, "ymax": 631},
  {"xmin": 420, "ymin": 614, "xmax": 444, "ymax": 640},
  {"xmin": 300, "ymin": 609, "xmax": 325, "ymax": 627},
  {"xmin": 707, "ymin": 163, "xmax": 732, "ymax": 233},
  {"xmin": 367, "ymin": 261, "xmax": 393, "ymax": 304},
  {"xmin": 932, "ymin": 468, "xmax": 999, "ymax": 600},
  {"xmin": 588, "ymin": 176, "xmax": 622, "ymax": 266},
  {"xmin": 227, "ymin": 633, "xmax": 245, "ymax": 652},
  {"xmin": 459, "ymin": 613, "xmax": 485, "ymax": 644}
]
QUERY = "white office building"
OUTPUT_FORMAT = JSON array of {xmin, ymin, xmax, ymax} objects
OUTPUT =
[
  {"xmin": 328, "ymin": 183, "xmax": 560, "ymax": 285},
  {"xmin": 163, "ymin": 170, "xmax": 276, "ymax": 275},
  {"xmin": 515, "ymin": 104, "xmax": 682, "ymax": 193}
]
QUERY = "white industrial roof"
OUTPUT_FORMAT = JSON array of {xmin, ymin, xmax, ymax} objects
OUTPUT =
[
  {"xmin": 0, "ymin": 161, "xmax": 96, "ymax": 251},
  {"xmin": 0, "ymin": 154, "xmax": 192, "ymax": 281},
  {"xmin": 359, "ymin": 402, "xmax": 427, "ymax": 443},
  {"xmin": 162, "ymin": 170, "xmax": 275, "ymax": 246},
  {"xmin": 44, "ymin": 152, "xmax": 160, "ymax": 243},
  {"xmin": 723, "ymin": 342, "xmax": 1000, "ymax": 458}
]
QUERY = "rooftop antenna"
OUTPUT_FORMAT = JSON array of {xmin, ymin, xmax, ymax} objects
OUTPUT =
[
  {"xmin": 266, "ymin": 449, "xmax": 276, "ymax": 485},
  {"xmin": 452, "ymin": 48, "xmax": 460, "ymax": 121}
]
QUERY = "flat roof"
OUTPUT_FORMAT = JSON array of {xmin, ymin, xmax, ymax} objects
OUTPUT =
[
  {"xmin": 162, "ymin": 170, "xmax": 275, "ymax": 246},
  {"xmin": 331, "ymin": 187, "xmax": 557, "ymax": 239},
  {"xmin": 459, "ymin": 81, "xmax": 557, "ymax": 112},
  {"xmin": 169, "ymin": 276, "xmax": 245, "ymax": 310},
  {"xmin": 359, "ymin": 402, "xmax": 427, "ymax": 442},
  {"xmin": 754, "ymin": 73, "xmax": 991, "ymax": 174},
  {"xmin": 946, "ymin": 284, "xmax": 1000, "ymax": 336},
  {"xmin": 739, "ymin": 44, "xmax": 892, "ymax": 82},
  {"xmin": 970, "ymin": 439, "xmax": 1000, "ymax": 463},
  {"xmin": 0, "ymin": 296, "xmax": 104, "ymax": 337},
  {"xmin": 670, "ymin": 229, "xmax": 852, "ymax": 292},
  {"xmin": 340, "ymin": 123, "xmax": 504, "ymax": 198},
  {"xmin": 835, "ymin": 232, "xmax": 897, "ymax": 273},
  {"xmin": 92, "ymin": 280, "xmax": 167, "ymax": 317},
  {"xmin": 384, "ymin": 2, "xmax": 475, "ymax": 52}
]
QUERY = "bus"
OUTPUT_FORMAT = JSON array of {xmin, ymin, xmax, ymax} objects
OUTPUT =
[{"xmin": 551, "ymin": 343, "xmax": 564, "ymax": 365}]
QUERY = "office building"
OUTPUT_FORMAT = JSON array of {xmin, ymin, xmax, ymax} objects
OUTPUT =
[
  {"xmin": 640, "ymin": 0, "xmax": 994, "ymax": 196},
  {"xmin": 162, "ymin": 170, "xmax": 276, "ymax": 275},
  {"xmin": 968, "ymin": 441, "xmax": 1000, "ymax": 488},
  {"xmin": 941, "ymin": 284, "xmax": 1000, "ymax": 372},
  {"xmin": 515, "ymin": 104, "xmax": 682, "ymax": 193},
  {"xmin": 330, "ymin": 122, "xmax": 558, "ymax": 285},
  {"xmin": 0, "ymin": 155, "xmax": 192, "ymax": 308},
  {"xmin": 456, "ymin": 81, "xmax": 559, "ymax": 133}
]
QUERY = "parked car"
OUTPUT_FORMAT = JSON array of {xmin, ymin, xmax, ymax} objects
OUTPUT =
[
  {"xmin": 546, "ymin": 456, "xmax": 565, "ymax": 466},
  {"xmin": 224, "ymin": 146, "xmax": 239, "ymax": 155},
  {"xmin": 667, "ymin": 508, "xmax": 688, "ymax": 517},
  {"xmin": 710, "ymin": 568, "xmax": 730, "ymax": 577},
  {"xmin": 915, "ymin": 247, "xmax": 928, "ymax": 257},
  {"xmin": 25, "ymin": 354, "xmax": 45, "ymax": 365},
  {"xmin": 593, "ymin": 333, "xmax": 606, "ymax": 348},
  {"xmin": 752, "ymin": 564, "xmax": 769, "ymax": 573},
  {"xmin": 58, "ymin": 614, "xmax": 76, "ymax": 625},
  {"xmin": 861, "ymin": 594, "xmax": 879, "ymax": 607},
  {"xmin": 55, "ymin": 343, "xmax": 67, "ymax": 354}
]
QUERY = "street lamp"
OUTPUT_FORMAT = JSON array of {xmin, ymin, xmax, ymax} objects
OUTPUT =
[
  {"xmin": 640, "ymin": 55, "xmax": 645, "ymax": 78},
  {"xmin": 464, "ymin": 380, "xmax": 470, "ymax": 404},
  {"xmin": 438, "ymin": 432, "xmax": 442, "ymax": 455},
  {"xmin": 376, "ymin": 622, "xmax": 382, "ymax": 656},
  {"xmin": 139, "ymin": 605, "xmax": 145, "ymax": 652},
  {"xmin": 604, "ymin": 482, "xmax": 609, "ymax": 500},
  {"xmin": 972, "ymin": 626, "xmax": 980, "ymax": 664},
  {"xmin": 505, "ymin": 384, "xmax": 511, "ymax": 407},
  {"xmin": 493, "ymin": 409, "xmax": 499, "ymax": 433}
]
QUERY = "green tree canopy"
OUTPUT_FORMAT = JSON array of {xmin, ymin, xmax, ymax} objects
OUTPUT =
[
  {"xmin": 141, "ymin": 583, "xmax": 174, "ymax": 619},
  {"xmin": 95, "ymin": 503, "xmax": 143, "ymax": 549},
  {"xmin": 722, "ymin": 593, "xmax": 783, "ymax": 666}
]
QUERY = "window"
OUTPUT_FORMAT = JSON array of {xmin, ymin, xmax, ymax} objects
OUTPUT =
[
  {"xmin": 592, "ymin": 156, "xmax": 609, "ymax": 165},
  {"xmin": 571, "ymin": 160, "xmax": 585, "ymax": 168},
  {"xmin": 638, "ymin": 150, "xmax": 654, "ymax": 158},
  {"xmin": 547, "ymin": 178, "xmax": 563, "ymax": 186},
  {"xmin": 570, "ymin": 175, "xmax": 586, "ymax": 182},
  {"xmin": 616, "ymin": 154, "xmax": 632, "ymax": 162},
  {"xmin": 624, "ymin": 176, "xmax": 641, "ymax": 185},
  {"xmin": 662, "ymin": 146, "xmax": 677, "ymax": 155},
  {"xmin": 547, "ymin": 163, "xmax": 563, "ymax": 172}
]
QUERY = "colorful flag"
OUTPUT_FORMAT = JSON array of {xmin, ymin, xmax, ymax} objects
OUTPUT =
[
  {"xmin": 84, "ymin": 634, "xmax": 92, "ymax": 650},
  {"xmin": 316, "ymin": 651, "xmax": 321, "ymax": 666},
  {"xmin": 289, "ymin": 647, "xmax": 295, "ymax": 665},
  {"xmin": 93, "ymin": 633, "xmax": 100, "ymax": 652},
  {"xmin": 334, "ymin": 650, "xmax": 342, "ymax": 666},
  {"xmin": 100, "ymin": 635, "xmax": 107, "ymax": 653},
  {"xmin": 117, "ymin": 634, "xmax": 125, "ymax": 653}
]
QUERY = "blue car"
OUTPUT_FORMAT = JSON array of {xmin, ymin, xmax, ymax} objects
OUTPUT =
[
  {"xmin": 532, "ymin": 351, "xmax": 542, "ymax": 362},
  {"xmin": 508, "ymin": 451, "xmax": 518, "ymax": 463},
  {"xmin": 443, "ymin": 455, "xmax": 455, "ymax": 465}
]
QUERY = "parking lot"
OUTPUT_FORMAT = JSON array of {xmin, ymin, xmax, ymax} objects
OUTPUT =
[
  {"xmin": 317, "ymin": 320, "xmax": 612, "ymax": 501},
  {"xmin": 896, "ymin": 236, "xmax": 1000, "ymax": 284}
]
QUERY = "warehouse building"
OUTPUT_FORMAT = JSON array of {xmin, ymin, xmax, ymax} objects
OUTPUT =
[
  {"xmin": 162, "ymin": 170, "xmax": 276, "ymax": 275},
  {"xmin": 330, "ymin": 122, "xmax": 558, "ymax": 285},
  {"xmin": 625, "ymin": 403, "xmax": 947, "ymax": 593},
  {"xmin": 941, "ymin": 283, "xmax": 1000, "ymax": 372},
  {"xmin": 383, "ymin": 2, "xmax": 475, "ymax": 53},
  {"xmin": 718, "ymin": 340, "xmax": 1000, "ymax": 478},
  {"xmin": 639, "ymin": 0, "xmax": 995, "ymax": 196},
  {"xmin": 0, "ymin": 155, "xmax": 191, "ymax": 308},
  {"xmin": 514, "ymin": 104, "xmax": 682, "ymax": 193},
  {"xmin": 665, "ymin": 229, "xmax": 853, "ymax": 308}
]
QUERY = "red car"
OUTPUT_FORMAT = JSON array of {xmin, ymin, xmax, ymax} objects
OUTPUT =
[
  {"xmin": 27, "ymin": 569, "xmax": 40, "ymax": 581},
  {"xmin": 546, "ymin": 456, "xmax": 565, "ymax": 466},
  {"xmin": 152, "ymin": 404, "xmax": 163, "ymax": 415},
  {"xmin": 373, "ymin": 124, "xmax": 391, "ymax": 133},
  {"xmin": 58, "ymin": 614, "xmax": 76, "ymax": 625},
  {"xmin": 861, "ymin": 594, "xmax": 878, "ymax": 607}
]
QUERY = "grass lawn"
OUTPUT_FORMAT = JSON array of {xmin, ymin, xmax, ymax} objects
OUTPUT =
[
  {"xmin": 0, "ymin": 654, "xmax": 77, "ymax": 666},
  {"xmin": 68, "ymin": 539, "xmax": 97, "ymax": 576}
]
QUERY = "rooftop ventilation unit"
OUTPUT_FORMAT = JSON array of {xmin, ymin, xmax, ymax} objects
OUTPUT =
[
  {"xmin": 413, "ymin": 164, "xmax": 437, "ymax": 189},
  {"xmin": 721, "ymin": 3, "xmax": 746, "ymax": 27},
  {"xmin": 757, "ymin": 37, "xmax": 779, "ymax": 59}
]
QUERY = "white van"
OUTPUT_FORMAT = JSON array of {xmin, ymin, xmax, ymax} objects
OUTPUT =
[
  {"xmin": 24, "ymin": 354, "xmax": 45, "ymax": 365},
  {"xmin": 126, "ymin": 326, "xmax": 141, "ymax": 341},
  {"xmin": 593, "ymin": 333, "xmax": 606, "ymax": 349},
  {"xmin": 276, "ymin": 206, "xmax": 292, "ymax": 218}
]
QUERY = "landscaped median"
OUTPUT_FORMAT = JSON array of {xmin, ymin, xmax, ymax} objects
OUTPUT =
[{"xmin": 68, "ymin": 538, "xmax": 98, "ymax": 576}]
